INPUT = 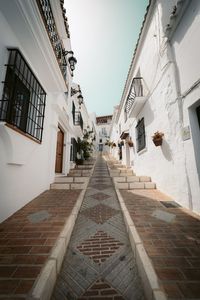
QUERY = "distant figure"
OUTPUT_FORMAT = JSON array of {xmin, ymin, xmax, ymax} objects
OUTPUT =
[{"xmin": 99, "ymin": 144, "xmax": 103, "ymax": 152}]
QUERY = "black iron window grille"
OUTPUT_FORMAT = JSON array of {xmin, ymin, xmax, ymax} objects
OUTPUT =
[
  {"xmin": 72, "ymin": 101, "xmax": 76, "ymax": 124},
  {"xmin": 37, "ymin": 0, "xmax": 68, "ymax": 81},
  {"xmin": 136, "ymin": 118, "xmax": 146, "ymax": 152},
  {"xmin": 0, "ymin": 49, "xmax": 46, "ymax": 142},
  {"xmin": 72, "ymin": 101, "xmax": 83, "ymax": 130},
  {"xmin": 124, "ymin": 77, "xmax": 143, "ymax": 115}
]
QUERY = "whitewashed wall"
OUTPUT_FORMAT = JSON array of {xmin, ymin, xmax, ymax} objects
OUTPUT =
[
  {"xmin": 0, "ymin": 0, "xmax": 74, "ymax": 222},
  {"xmin": 111, "ymin": 0, "xmax": 200, "ymax": 213}
]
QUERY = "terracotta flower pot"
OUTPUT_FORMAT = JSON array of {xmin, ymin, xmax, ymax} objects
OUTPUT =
[
  {"xmin": 153, "ymin": 138, "xmax": 162, "ymax": 146},
  {"xmin": 128, "ymin": 141, "xmax": 134, "ymax": 147}
]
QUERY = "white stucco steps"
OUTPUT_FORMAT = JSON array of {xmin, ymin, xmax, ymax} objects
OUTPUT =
[
  {"xmin": 68, "ymin": 170, "xmax": 92, "ymax": 177},
  {"xmin": 51, "ymin": 176, "xmax": 89, "ymax": 190},
  {"xmin": 114, "ymin": 176, "xmax": 156, "ymax": 190}
]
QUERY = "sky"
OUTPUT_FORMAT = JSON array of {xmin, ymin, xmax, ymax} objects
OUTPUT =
[{"xmin": 64, "ymin": 0, "xmax": 149, "ymax": 116}]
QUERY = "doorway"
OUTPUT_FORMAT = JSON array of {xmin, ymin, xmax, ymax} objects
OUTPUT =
[{"xmin": 55, "ymin": 127, "xmax": 64, "ymax": 173}]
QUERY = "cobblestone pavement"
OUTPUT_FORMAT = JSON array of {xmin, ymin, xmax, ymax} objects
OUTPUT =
[
  {"xmin": 52, "ymin": 156, "xmax": 145, "ymax": 300},
  {"xmin": 0, "ymin": 189, "xmax": 81, "ymax": 298},
  {"xmin": 120, "ymin": 189, "xmax": 200, "ymax": 299}
]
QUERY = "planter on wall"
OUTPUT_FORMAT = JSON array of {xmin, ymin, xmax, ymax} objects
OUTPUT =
[
  {"xmin": 128, "ymin": 141, "xmax": 134, "ymax": 147},
  {"xmin": 153, "ymin": 138, "xmax": 162, "ymax": 146},
  {"xmin": 152, "ymin": 131, "xmax": 164, "ymax": 147}
]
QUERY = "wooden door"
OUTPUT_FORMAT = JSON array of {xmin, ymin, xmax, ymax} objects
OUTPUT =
[{"xmin": 55, "ymin": 127, "xmax": 64, "ymax": 173}]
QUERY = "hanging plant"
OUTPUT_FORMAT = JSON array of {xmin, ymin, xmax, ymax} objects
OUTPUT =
[{"xmin": 152, "ymin": 131, "xmax": 164, "ymax": 146}]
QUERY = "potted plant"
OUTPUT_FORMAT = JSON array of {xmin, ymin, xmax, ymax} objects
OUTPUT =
[
  {"xmin": 120, "ymin": 140, "xmax": 124, "ymax": 146},
  {"xmin": 152, "ymin": 131, "xmax": 164, "ymax": 146},
  {"xmin": 112, "ymin": 142, "xmax": 116, "ymax": 148},
  {"xmin": 127, "ymin": 138, "xmax": 134, "ymax": 147}
]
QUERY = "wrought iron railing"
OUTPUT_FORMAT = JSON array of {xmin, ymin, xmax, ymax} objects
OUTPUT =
[
  {"xmin": 72, "ymin": 102, "xmax": 83, "ymax": 130},
  {"xmin": 74, "ymin": 112, "xmax": 83, "ymax": 130},
  {"xmin": 124, "ymin": 77, "xmax": 144, "ymax": 115},
  {"xmin": 37, "ymin": 0, "xmax": 68, "ymax": 81}
]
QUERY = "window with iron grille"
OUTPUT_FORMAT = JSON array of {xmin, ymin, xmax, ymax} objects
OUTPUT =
[
  {"xmin": 136, "ymin": 118, "xmax": 146, "ymax": 152},
  {"xmin": 70, "ymin": 138, "xmax": 77, "ymax": 161},
  {"xmin": 0, "ymin": 49, "xmax": 46, "ymax": 142},
  {"xmin": 72, "ymin": 101, "xmax": 75, "ymax": 124}
]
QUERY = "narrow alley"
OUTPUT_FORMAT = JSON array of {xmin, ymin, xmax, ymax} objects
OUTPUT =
[{"xmin": 1, "ymin": 0, "xmax": 200, "ymax": 299}]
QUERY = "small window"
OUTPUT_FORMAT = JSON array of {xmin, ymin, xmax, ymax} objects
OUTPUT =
[
  {"xmin": 136, "ymin": 118, "xmax": 146, "ymax": 152},
  {"xmin": 99, "ymin": 139, "xmax": 102, "ymax": 143},
  {"xmin": 0, "ymin": 49, "xmax": 46, "ymax": 142}
]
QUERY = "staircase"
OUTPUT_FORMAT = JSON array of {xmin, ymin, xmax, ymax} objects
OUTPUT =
[
  {"xmin": 107, "ymin": 157, "xmax": 156, "ymax": 190},
  {"xmin": 51, "ymin": 160, "xmax": 94, "ymax": 190}
]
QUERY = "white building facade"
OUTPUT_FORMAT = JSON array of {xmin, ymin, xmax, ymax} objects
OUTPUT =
[
  {"xmin": 110, "ymin": 0, "xmax": 200, "ymax": 213},
  {"xmin": 96, "ymin": 115, "xmax": 112, "ymax": 154},
  {"xmin": 0, "ymin": 0, "xmax": 92, "ymax": 222}
]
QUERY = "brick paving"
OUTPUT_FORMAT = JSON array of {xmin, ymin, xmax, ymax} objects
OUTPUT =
[
  {"xmin": 52, "ymin": 156, "xmax": 145, "ymax": 300},
  {"xmin": 0, "ymin": 189, "xmax": 81, "ymax": 298},
  {"xmin": 120, "ymin": 189, "xmax": 200, "ymax": 299}
]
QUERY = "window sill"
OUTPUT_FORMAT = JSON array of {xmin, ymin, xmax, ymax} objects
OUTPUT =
[
  {"xmin": 5, "ymin": 123, "xmax": 41, "ymax": 144},
  {"xmin": 137, "ymin": 147, "xmax": 147, "ymax": 155}
]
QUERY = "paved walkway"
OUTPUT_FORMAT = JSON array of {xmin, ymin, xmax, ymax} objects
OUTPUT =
[
  {"xmin": 0, "ymin": 189, "xmax": 81, "ymax": 299},
  {"xmin": 52, "ymin": 155, "xmax": 145, "ymax": 300},
  {"xmin": 120, "ymin": 189, "xmax": 200, "ymax": 299}
]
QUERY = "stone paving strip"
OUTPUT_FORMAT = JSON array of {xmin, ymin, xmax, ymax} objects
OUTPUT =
[
  {"xmin": 51, "ymin": 155, "xmax": 145, "ymax": 300},
  {"xmin": 0, "ymin": 189, "xmax": 85, "ymax": 299}
]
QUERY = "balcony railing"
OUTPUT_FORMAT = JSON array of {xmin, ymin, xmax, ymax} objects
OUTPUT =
[
  {"xmin": 37, "ymin": 0, "xmax": 68, "ymax": 81},
  {"xmin": 74, "ymin": 112, "xmax": 83, "ymax": 130},
  {"xmin": 124, "ymin": 77, "xmax": 147, "ymax": 119}
]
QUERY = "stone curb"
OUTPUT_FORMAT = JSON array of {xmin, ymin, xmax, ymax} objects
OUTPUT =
[
  {"xmin": 29, "ymin": 187, "xmax": 88, "ymax": 300},
  {"xmin": 115, "ymin": 189, "xmax": 167, "ymax": 300}
]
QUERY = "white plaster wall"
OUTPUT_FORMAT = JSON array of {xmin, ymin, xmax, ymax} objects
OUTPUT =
[
  {"xmin": 111, "ymin": 0, "xmax": 200, "ymax": 212},
  {"xmin": 172, "ymin": 0, "xmax": 200, "ymax": 94},
  {"xmin": 0, "ymin": 2, "xmax": 74, "ymax": 221}
]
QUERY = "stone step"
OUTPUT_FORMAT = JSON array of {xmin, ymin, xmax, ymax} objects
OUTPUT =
[
  {"xmin": 113, "ymin": 176, "xmax": 151, "ymax": 183},
  {"xmin": 115, "ymin": 181, "xmax": 156, "ymax": 190},
  {"xmin": 54, "ymin": 177, "xmax": 89, "ymax": 183},
  {"xmin": 68, "ymin": 170, "xmax": 92, "ymax": 177},
  {"xmin": 109, "ymin": 170, "xmax": 136, "ymax": 177},
  {"xmin": 75, "ymin": 165, "xmax": 93, "ymax": 169},
  {"xmin": 51, "ymin": 182, "xmax": 87, "ymax": 190}
]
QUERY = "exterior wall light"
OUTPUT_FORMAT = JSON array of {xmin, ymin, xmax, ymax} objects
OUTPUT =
[{"xmin": 63, "ymin": 50, "xmax": 77, "ymax": 72}]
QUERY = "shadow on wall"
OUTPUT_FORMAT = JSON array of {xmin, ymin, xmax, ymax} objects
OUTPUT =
[
  {"xmin": 143, "ymin": 99, "xmax": 155, "ymax": 126},
  {"xmin": 0, "ymin": 125, "xmax": 13, "ymax": 161},
  {"xmin": 161, "ymin": 139, "xmax": 173, "ymax": 161}
]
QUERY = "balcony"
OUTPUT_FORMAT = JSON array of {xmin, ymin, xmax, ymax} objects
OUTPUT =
[
  {"xmin": 124, "ymin": 77, "xmax": 148, "ymax": 119},
  {"xmin": 37, "ymin": 0, "xmax": 68, "ymax": 81}
]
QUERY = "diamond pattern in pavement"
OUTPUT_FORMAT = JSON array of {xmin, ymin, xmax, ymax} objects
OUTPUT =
[
  {"xmin": 81, "ymin": 204, "xmax": 119, "ymax": 224},
  {"xmin": 91, "ymin": 183, "xmax": 111, "ymax": 190},
  {"xmin": 89, "ymin": 192, "xmax": 111, "ymax": 201},
  {"xmin": 51, "ymin": 155, "xmax": 145, "ymax": 300},
  {"xmin": 76, "ymin": 230, "xmax": 124, "ymax": 265},
  {"xmin": 78, "ymin": 278, "xmax": 124, "ymax": 299}
]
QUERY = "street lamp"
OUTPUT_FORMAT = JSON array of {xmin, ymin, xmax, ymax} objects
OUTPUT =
[
  {"xmin": 63, "ymin": 50, "xmax": 77, "ymax": 72},
  {"xmin": 77, "ymin": 94, "xmax": 84, "ymax": 107}
]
